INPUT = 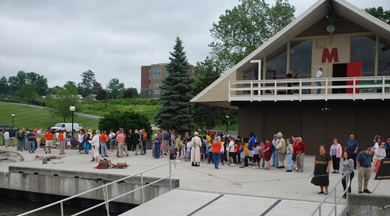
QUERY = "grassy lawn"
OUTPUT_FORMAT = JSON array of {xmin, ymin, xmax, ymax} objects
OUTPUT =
[{"xmin": 0, "ymin": 102, "xmax": 99, "ymax": 145}]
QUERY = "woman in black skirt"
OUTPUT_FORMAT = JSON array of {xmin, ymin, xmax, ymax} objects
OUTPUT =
[{"xmin": 311, "ymin": 145, "xmax": 332, "ymax": 195}]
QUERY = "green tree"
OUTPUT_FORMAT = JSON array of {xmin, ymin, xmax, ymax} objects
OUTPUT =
[
  {"xmin": 79, "ymin": 70, "xmax": 96, "ymax": 97},
  {"xmin": 8, "ymin": 76, "xmax": 18, "ymax": 95},
  {"xmin": 108, "ymin": 78, "xmax": 125, "ymax": 99},
  {"xmin": 154, "ymin": 37, "xmax": 195, "ymax": 135},
  {"xmin": 19, "ymin": 83, "xmax": 38, "ymax": 107},
  {"xmin": 91, "ymin": 81, "xmax": 103, "ymax": 94},
  {"xmin": 98, "ymin": 110, "xmax": 152, "ymax": 139},
  {"xmin": 191, "ymin": 57, "xmax": 223, "ymax": 130},
  {"xmin": 365, "ymin": 6, "xmax": 390, "ymax": 24},
  {"xmin": 0, "ymin": 76, "xmax": 9, "ymax": 96},
  {"xmin": 96, "ymin": 89, "xmax": 107, "ymax": 100},
  {"xmin": 209, "ymin": 0, "xmax": 295, "ymax": 71},
  {"xmin": 16, "ymin": 70, "xmax": 27, "ymax": 87},
  {"xmin": 35, "ymin": 76, "xmax": 49, "ymax": 96},
  {"xmin": 45, "ymin": 83, "xmax": 83, "ymax": 122}
]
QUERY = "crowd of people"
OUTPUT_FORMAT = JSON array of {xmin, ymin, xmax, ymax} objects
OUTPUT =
[{"xmin": 2, "ymin": 127, "xmax": 390, "ymax": 197}]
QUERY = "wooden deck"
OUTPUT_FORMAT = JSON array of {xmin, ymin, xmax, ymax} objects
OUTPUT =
[{"xmin": 120, "ymin": 189, "xmax": 346, "ymax": 216}]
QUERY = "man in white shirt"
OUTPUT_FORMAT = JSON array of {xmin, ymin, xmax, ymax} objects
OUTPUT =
[
  {"xmin": 191, "ymin": 132, "xmax": 202, "ymax": 167},
  {"xmin": 228, "ymin": 136, "xmax": 235, "ymax": 166},
  {"xmin": 316, "ymin": 68, "xmax": 323, "ymax": 94}
]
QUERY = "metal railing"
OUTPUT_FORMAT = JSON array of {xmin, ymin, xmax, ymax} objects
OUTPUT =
[
  {"xmin": 311, "ymin": 172, "xmax": 350, "ymax": 216},
  {"xmin": 229, "ymin": 76, "xmax": 390, "ymax": 102},
  {"xmin": 18, "ymin": 160, "xmax": 176, "ymax": 216}
]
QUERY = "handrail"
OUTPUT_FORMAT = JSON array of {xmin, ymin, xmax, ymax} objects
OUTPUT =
[
  {"xmin": 18, "ymin": 160, "xmax": 177, "ymax": 216},
  {"xmin": 229, "ymin": 76, "xmax": 390, "ymax": 102},
  {"xmin": 311, "ymin": 172, "xmax": 350, "ymax": 216}
]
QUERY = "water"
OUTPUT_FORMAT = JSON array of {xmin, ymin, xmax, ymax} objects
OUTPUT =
[{"xmin": 0, "ymin": 196, "xmax": 128, "ymax": 216}]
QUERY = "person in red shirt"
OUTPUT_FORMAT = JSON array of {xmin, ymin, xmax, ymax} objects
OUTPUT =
[
  {"xmin": 58, "ymin": 130, "xmax": 65, "ymax": 155},
  {"xmin": 295, "ymin": 137, "xmax": 307, "ymax": 172},
  {"xmin": 212, "ymin": 137, "xmax": 223, "ymax": 169},
  {"xmin": 263, "ymin": 139, "xmax": 272, "ymax": 170},
  {"xmin": 44, "ymin": 130, "xmax": 54, "ymax": 154},
  {"xmin": 100, "ymin": 130, "xmax": 108, "ymax": 157}
]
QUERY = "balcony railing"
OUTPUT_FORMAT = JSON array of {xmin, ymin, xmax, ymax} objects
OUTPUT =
[{"xmin": 228, "ymin": 76, "xmax": 390, "ymax": 102}]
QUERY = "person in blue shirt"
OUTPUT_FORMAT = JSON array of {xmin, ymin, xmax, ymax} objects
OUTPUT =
[
  {"xmin": 345, "ymin": 134, "xmax": 359, "ymax": 169},
  {"xmin": 153, "ymin": 134, "xmax": 161, "ymax": 159},
  {"xmin": 248, "ymin": 132, "xmax": 256, "ymax": 150},
  {"xmin": 356, "ymin": 147, "xmax": 375, "ymax": 194}
]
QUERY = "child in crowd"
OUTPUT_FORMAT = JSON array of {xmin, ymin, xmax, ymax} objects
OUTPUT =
[
  {"xmin": 168, "ymin": 143, "xmax": 174, "ymax": 160},
  {"xmin": 237, "ymin": 141, "xmax": 242, "ymax": 164},
  {"xmin": 243, "ymin": 137, "xmax": 249, "ymax": 167},
  {"xmin": 259, "ymin": 142, "xmax": 265, "ymax": 168},
  {"xmin": 239, "ymin": 141, "xmax": 246, "ymax": 168},
  {"xmin": 186, "ymin": 138, "xmax": 191, "ymax": 161},
  {"xmin": 233, "ymin": 139, "xmax": 238, "ymax": 164},
  {"xmin": 207, "ymin": 135, "xmax": 214, "ymax": 164},
  {"xmin": 220, "ymin": 137, "xmax": 225, "ymax": 165},
  {"xmin": 174, "ymin": 135, "xmax": 181, "ymax": 162},
  {"xmin": 222, "ymin": 137, "xmax": 228, "ymax": 163},
  {"xmin": 253, "ymin": 143, "xmax": 260, "ymax": 169},
  {"xmin": 264, "ymin": 139, "xmax": 272, "ymax": 170},
  {"xmin": 203, "ymin": 136, "xmax": 208, "ymax": 160},
  {"xmin": 286, "ymin": 138, "xmax": 294, "ymax": 172},
  {"xmin": 66, "ymin": 135, "xmax": 71, "ymax": 149}
]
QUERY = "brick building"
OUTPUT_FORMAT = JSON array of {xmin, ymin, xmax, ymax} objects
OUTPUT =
[{"xmin": 140, "ymin": 63, "xmax": 195, "ymax": 98}]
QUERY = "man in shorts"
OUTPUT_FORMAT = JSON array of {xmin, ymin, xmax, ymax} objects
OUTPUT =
[{"xmin": 44, "ymin": 130, "xmax": 53, "ymax": 154}]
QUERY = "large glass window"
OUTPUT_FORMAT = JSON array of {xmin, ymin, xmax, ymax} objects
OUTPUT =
[
  {"xmin": 266, "ymin": 44, "xmax": 287, "ymax": 80},
  {"xmin": 378, "ymin": 36, "xmax": 390, "ymax": 76},
  {"xmin": 154, "ymin": 68, "xmax": 161, "ymax": 79},
  {"xmin": 153, "ymin": 83, "xmax": 160, "ymax": 88},
  {"xmin": 350, "ymin": 35, "xmax": 376, "ymax": 76},
  {"xmin": 290, "ymin": 40, "xmax": 312, "ymax": 79}
]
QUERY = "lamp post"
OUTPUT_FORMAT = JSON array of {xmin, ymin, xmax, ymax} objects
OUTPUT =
[
  {"xmin": 225, "ymin": 115, "xmax": 230, "ymax": 132},
  {"xmin": 12, "ymin": 113, "xmax": 15, "ymax": 127},
  {"xmin": 69, "ymin": 104, "xmax": 75, "ymax": 138}
]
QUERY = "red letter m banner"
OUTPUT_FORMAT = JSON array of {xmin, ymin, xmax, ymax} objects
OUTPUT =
[{"xmin": 321, "ymin": 48, "xmax": 339, "ymax": 63}]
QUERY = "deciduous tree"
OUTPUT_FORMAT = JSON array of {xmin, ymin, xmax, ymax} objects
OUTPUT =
[
  {"xmin": 365, "ymin": 6, "xmax": 390, "ymax": 24},
  {"xmin": 19, "ymin": 83, "xmax": 38, "ymax": 107}
]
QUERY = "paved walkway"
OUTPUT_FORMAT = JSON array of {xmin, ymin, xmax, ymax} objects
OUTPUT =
[
  {"xmin": 121, "ymin": 189, "xmax": 346, "ymax": 216},
  {"xmin": 0, "ymin": 145, "xmax": 388, "ymax": 204}
]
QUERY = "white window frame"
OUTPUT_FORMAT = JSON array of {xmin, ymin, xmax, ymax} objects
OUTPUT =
[
  {"xmin": 153, "ymin": 90, "xmax": 160, "ymax": 95},
  {"xmin": 154, "ymin": 68, "xmax": 161, "ymax": 79}
]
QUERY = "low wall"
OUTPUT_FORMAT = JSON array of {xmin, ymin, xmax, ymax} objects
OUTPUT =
[
  {"xmin": 0, "ymin": 166, "xmax": 179, "ymax": 205},
  {"xmin": 349, "ymin": 194, "xmax": 390, "ymax": 216}
]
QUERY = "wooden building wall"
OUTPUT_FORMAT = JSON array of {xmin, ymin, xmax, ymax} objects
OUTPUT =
[{"xmin": 237, "ymin": 101, "xmax": 390, "ymax": 155}]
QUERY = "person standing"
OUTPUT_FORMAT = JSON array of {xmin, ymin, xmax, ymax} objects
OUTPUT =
[
  {"xmin": 385, "ymin": 137, "xmax": 390, "ymax": 159},
  {"xmin": 100, "ymin": 130, "xmax": 108, "ymax": 157},
  {"xmin": 277, "ymin": 132, "xmax": 286, "ymax": 169},
  {"xmin": 272, "ymin": 134, "xmax": 279, "ymax": 167},
  {"xmin": 356, "ymin": 147, "xmax": 375, "ymax": 193},
  {"xmin": 174, "ymin": 135, "xmax": 181, "ymax": 162},
  {"xmin": 78, "ymin": 129, "xmax": 85, "ymax": 154},
  {"xmin": 89, "ymin": 130, "xmax": 99, "ymax": 163},
  {"xmin": 263, "ymin": 139, "xmax": 272, "ymax": 170},
  {"xmin": 286, "ymin": 69, "xmax": 296, "ymax": 94},
  {"xmin": 26, "ymin": 129, "xmax": 35, "ymax": 153},
  {"xmin": 345, "ymin": 134, "xmax": 359, "ymax": 169},
  {"xmin": 295, "ymin": 137, "xmax": 307, "ymax": 172},
  {"xmin": 191, "ymin": 132, "xmax": 202, "ymax": 167},
  {"xmin": 134, "ymin": 129, "xmax": 140, "ymax": 155},
  {"xmin": 212, "ymin": 137, "xmax": 223, "ymax": 169},
  {"xmin": 108, "ymin": 129, "xmax": 115, "ymax": 152},
  {"xmin": 115, "ymin": 131, "xmax": 125, "ymax": 158},
  {"xmin": 3, "ymin": 129, "xmax": 9, "ymax": 149},
  {"xmin": 153, "ymin": 134, "xmax": 161, "ymax": 159},
  {"xmin": 316, "ymin": 68, "xmax": 323, "ymax": 94},
  {"xmin": 59, "ymin": 130, "xmax": 66, "ymax": 155},
  {"xmin": 286, "ymin": 138, "xmax": 294, "ymax": 172},
  {"xmin": 162, "ymin": 131, "xmax": 169, "ymax": 155},
  {"xmin": 9, "ymin": 127, "xmax": 16, "ymax": 147},
  {"xmin": 341, "ymin": 152, "xmax": 355, "ymax": 198},
  {"xmin": 37, "ymin": 129, "xmax": 42, "ymax": 149},
  {"xmin": 311, "ymin": 145, "xmax": 332, "ymax": 195},
  {"xmin": 17, "ymin": 128, "xmax": 25, "ymax": 151},
  {"xmin": 141, "ymin": 129, "xmax": 147, "ymax": 155},
  {"xmin": 121, "ymin": 129, "xmax": 129, "ymax": 157},
  {"xmin": 374, "ymin": 142, "xmax": 386, "ymax": 175},
  {"xmin": 44, "ymin": 130, "xmax": 53, "ymax": 154},
  {"xmin": 330, "ymin": 139, "xmax": 343, "ymax": 173}
]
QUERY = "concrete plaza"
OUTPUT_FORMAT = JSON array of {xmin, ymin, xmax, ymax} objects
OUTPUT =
[{"xmin": 0, "ymin": 145, "xmax": 388, "ymax": 205}]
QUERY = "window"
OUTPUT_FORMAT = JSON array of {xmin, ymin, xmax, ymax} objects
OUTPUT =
[
  {"xmin": 290, "ymin": 40, "xmax": 312, "ymax": 79},
  {"xmin": 148, "ymin": 69, "xmax": 151, "ymax": 80},
  {"xmin": 351, "ymin": 35, "xmax": 376, "ymax": 76},
  {"xmin": 154, "ymin": 90, "xmax": 160, "ymax": 94},
  {"xmin": 153, "ymin": 83, "xmax": 160, "ymax": 88},
  {"xmin": 266, "ymin": 43, "xmax": 287, "ymax": 80},
  {"xmin": 148, "ymin": 84, "xmax": 151, "ymax": 89},
  {"xmin": 154, "ymin": 68, "xmax": 161, "ymax": 79},
  {"xmin": 148, "ymin": 91, "xmax": 151, "ymax": 96},
  {"xmin": 378, "ymin": 36, "xmax": 390, "ymax": 76}
]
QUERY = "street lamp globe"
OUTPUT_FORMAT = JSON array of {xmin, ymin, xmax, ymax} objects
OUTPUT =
[
  {"xmin": 69, "ymin": 105, "xmax": 76, "ymax": 112},
  {"xmin": 225, "ymin": 115, "xmax": 229, "ymax": 119},
  {"xmin": 11, "ymin": 113, "xmax": 15, "ymax": 117}
]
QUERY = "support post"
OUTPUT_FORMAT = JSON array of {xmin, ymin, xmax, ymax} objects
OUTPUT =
[{"xmin": 141, "ymin": 173, "xmax": 144, "ymax": 204}]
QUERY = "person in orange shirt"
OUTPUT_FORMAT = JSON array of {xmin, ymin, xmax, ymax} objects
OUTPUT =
[
  {"xmin": 115, "ymin": 130, "xmax": 126, "ymax": 157},
  {"xmin": 44, "ymin": 130, "xmax": 54, "ymax": 154},
  {"xmin": 100, "ymin": 130, "xmax": 108, "ymax": 157},
  {"xmin": 212, "ymin": 137, "xmax": 223, "ymax": 169},
  {"xmin": 59, "ymin": 130, "xmax": 65, "ymax": 155}
]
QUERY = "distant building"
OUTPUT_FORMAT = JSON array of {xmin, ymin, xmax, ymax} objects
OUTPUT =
[
  {"xmin": 140, "ymin": 63, "xmax": 195, "ymax": 98},
  {"xmin": 86, "ymin": 94, "xmax": 97, "ymax": 101}
]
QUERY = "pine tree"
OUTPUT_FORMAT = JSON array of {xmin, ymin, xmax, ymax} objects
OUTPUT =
[{"xmin": 154, "ymin": 37, "xmax": 195, "ymax": 135}]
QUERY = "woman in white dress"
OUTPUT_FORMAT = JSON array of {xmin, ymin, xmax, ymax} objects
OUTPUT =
[{"xmin": 88, "ymin": 130, "xmax": 100, "ymax": 163}]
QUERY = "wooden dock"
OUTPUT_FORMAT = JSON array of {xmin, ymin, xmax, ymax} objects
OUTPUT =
[{"xmin": 120, "ymin": 189, "xmax": 346, "ymax": 216}]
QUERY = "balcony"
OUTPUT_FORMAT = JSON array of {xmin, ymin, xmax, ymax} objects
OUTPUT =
[{"xmin": 228, "ymin": 76, "xmax": 390, "ymax": 102}]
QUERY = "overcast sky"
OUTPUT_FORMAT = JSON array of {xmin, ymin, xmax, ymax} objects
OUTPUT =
[{"xmin": 0, "ymin": 0, "xmax": 389, "ymax": 91}]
